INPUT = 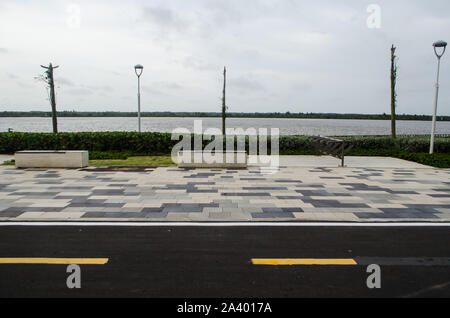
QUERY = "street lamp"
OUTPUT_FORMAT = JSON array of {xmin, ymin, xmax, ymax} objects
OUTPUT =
[
  {"xmin": 430, "ymin": 41, "xmax": 447, "ymax": 154},
  {"xmin": 134, "ymin": 64, "xmax": 144, "ymax": 132}
]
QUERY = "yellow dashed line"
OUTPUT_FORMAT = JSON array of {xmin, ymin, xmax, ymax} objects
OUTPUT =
[
  {"xmin": 251, "ymin": 258, "xmax": 357, "ymax": 265},
  {"xmin": 0, "ymin": 258, "xmax": 109, "ymax": 265}
]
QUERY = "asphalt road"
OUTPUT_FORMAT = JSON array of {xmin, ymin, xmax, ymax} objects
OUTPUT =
[{"xmin": 0, "ymin": 225, "xmax": 449, "ymax": 298}]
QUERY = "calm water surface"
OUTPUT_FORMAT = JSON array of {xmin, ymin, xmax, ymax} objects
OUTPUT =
[{"xmin": 1, "ymin": 117, "xmax": 450, "ymax": 136}]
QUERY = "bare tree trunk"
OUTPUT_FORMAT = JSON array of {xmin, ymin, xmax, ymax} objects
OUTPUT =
[
  {"xmin": 222, "ymin": 67, "xmax": 226, "ymax": 135},
  {"xmin": 49, "ymin": 66, "xmax": 58, "ymax": 134},
  {"xmin": 390, "ymin": 45, "xmax": 397, "ymax": 140},
  {"xmin": 41, "ymin": 63, "xmax": 59, "ymax": 133}
]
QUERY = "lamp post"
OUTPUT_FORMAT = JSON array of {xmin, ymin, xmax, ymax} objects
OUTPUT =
[
  {"xmin": 430, "ymin": 41, "xmax": 447, "ymax": 154},
  {"xmin": 134, "ymin": 64, "xmax": 144, "ymax": 132}
]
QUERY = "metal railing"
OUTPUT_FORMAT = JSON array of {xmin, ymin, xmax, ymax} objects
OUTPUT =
[{"xmin": 311, "ymin": 136, "xmax": 353, "ymax": 167}]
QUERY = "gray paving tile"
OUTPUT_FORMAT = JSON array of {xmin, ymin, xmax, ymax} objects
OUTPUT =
[{"xmin": 1, "ymin": 165, "xmax": 449, "ymax": 222}]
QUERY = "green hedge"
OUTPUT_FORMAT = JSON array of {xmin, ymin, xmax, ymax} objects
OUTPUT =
[
  {"xmin": 1, "ymin": 132, "xmax": 449, "ymax": 155},
  {"xmin": 340, "ymin": 135, "xmax": 450, "ymax": 153},
  {"xmin": 0, "ymin": 132, "xmax": 176, "ymax": 155}
]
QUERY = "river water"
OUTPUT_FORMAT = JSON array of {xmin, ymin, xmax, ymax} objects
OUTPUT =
[{"xmin": 1, "ymin": 117, "xmax": 449, "ymax": 136}]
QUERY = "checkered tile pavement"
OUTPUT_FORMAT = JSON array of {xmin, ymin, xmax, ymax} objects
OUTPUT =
[{"xmin": 0, "ymin": 166, "xmax": 449, "ymax": 222}]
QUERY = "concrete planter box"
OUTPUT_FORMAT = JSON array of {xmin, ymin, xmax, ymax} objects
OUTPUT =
[
  {"xmin": 177, "ymin": 150, "xmax": 247, "ymax": 168},
  {"xmin": 15, "ymin": 150, "xmax": 89, "ymax": 168}
]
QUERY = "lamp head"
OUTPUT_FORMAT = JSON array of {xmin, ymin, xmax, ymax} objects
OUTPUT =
[
  {"xmin": 433, "ymin": 41, "xmax": 447, "ymax": 58},
  {"xmin": 134, "ymin": 64, "xmax": 144, "ymax": 77},
  {"xmin": 433, "ymin": 41, "xmax": 447, "ymax": 48}
]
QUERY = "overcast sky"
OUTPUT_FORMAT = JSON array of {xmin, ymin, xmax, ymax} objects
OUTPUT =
[{"xmin": 0, "ymin": 0, "xmax": 449, "ymax": 115}]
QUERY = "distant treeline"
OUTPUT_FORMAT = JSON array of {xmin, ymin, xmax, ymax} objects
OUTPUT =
[{"xmin": 1, "ymin": 111, "xmax": 449, "ymax": 121}]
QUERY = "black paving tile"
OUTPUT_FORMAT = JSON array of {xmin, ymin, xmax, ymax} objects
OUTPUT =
[
  {"xmin": 243, "ymin": 187, "xmax": 287, "ymax": 190},
  {"xmin": 262, "ymin": 208, "xmax": 284, "ymax": 213},
  {"xmin": 144, "ymin": 211, "xmax": 169, "ymax": 218},
  {"xmin": 92, "ymin": 189, "xmax": 125, "ymax": 195},
  {"xmin": 281, "ymin": 207, "xmax": 304, "ymax": 213},
  {"xmin": 276, "ymin": 196, "xmax": 304, "ymax": 200},
  {"xmin": 339, "ymin": 182, "xmax": 418, "ymax": 194},
  {"xmin": 295, "ymin": 184, "xmax": 325, "ymax": 188},
  {"xmin": 35, "ymin": 181, "xmax": 64, "ymax": 184},
  {"xmin": 295, "ymin": 190, "xmax": 350, "ymax": 197},
  {"xmin": 10, "ymin": 192, "xmax": 59, "ymax": 196},
  {"xmin": 0, "ymin": 210, "xmax": 24, "ymax": 217},
  {"xmin": 187, "ymin": 189, "xmax": 218, "ymax": 193},
  {"xmin": 320, "ymin": 177, "xmax": 345, "ymax": 179},
  {"xmin": 222, "ymin": 193, "xmax": 271, "ymax": 197},
  {"xmin": 432, "ymin": 188, "xmax": 450, "ymax": 192},
  {"xmin": 35, "ymin": 174, "xmax": 60, "ymax": 178},
  {"xmin": 48, "ymin": 186, "xmax": 94, "ymax": 190},
  {"xmin": 274, "ymin": 179, "xmax": 303, "ymax": 183},
  {"xmin": 428, "ymin": 194, "xmax": 450, "ymax": 198},
  {"xmin": 55, "ymin": 195, "xmax": 90, "ymax": 200},
  {"xmin": 252, "ymin": 212, "xmax": 295, "ymax": 218},
  {"xmin": 81, "ymin": 212, "xmax": 106, "ymax": 218},
  {"xmin": 300, "ymin": 197, "xmax": 370, "ymax": 208},
  {"xmin": 141, "ymin": 207, "xmax": 164, "ymax": 213},
  {"xmin": 355, "ymin": 211, "xmax": 439, "ymax": 219},
  {"xmin": 404, "ymin": 204, "xmax": 450, "ymax": 212},
  {"xmin": 103, "ymin": 203, "xmax": 125, "ymax": 208}
]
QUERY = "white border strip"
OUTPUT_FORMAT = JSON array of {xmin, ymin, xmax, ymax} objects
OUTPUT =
[{"xmin": 0, "ymin": 222, "xmax": 449, "ymax": 227}]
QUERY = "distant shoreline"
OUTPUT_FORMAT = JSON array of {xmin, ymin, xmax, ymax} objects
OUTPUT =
[{"xmin": 1, "ymin": 111, "xmax": 449, "ymax": 121}]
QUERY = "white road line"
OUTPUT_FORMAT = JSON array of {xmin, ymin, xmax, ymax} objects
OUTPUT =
[{"xmin": 0, "ymin": 222, "xmax": 449, "ymax": 227}]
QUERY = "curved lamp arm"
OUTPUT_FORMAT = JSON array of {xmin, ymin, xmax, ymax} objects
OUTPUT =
[{"xmin": 434, "ymin": 46, "xmax": 446, "ymax": 58}]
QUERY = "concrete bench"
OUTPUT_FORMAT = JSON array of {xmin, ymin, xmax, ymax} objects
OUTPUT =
[
  {"xmin": 177, "ymin": 150, "xmax": 247, "ymax": 168},
  {"xmin": 15, "ymin": 150, "xmax": 89, "ymax": 168}
]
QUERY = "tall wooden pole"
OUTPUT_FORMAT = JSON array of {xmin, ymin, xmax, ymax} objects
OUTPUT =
[
  {"xmin": 41, "ymin": 63, "xmax": 59, "ymax": 133},
  {"xmin": 222, "ymin": 67, "xmax": 227, "ymax": 135},
  {"xmin": 390, "ymin": 45, "xmax": 397, "ymax": 140}
]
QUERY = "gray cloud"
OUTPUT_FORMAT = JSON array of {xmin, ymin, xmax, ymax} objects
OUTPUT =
[
  {"xmin": 56, "ymin": 77, "xmax": 75, "ymax": 87},
  {"xmin": 291, "ymin": 82, "xmax": 312, "ymax": 92},
  {"xmin": 15, "ymin": 81, "xmax": 34, "ymax": 89},
  {"xmin": 142, "ymin": 86, "xmax": 166, "ymax": 96},
  {"xmin": 90, "ymin": 85, "xmax": 114, "ymax": 92},
  {"xmin": 141, "ymin": 6, "xmax": 188, "ymax": 32},
  {"xmin": 6, "ymin": 72, "xmax": 18, "ymax": 79},
  {"xmin": 0, "ymin": 0, "xmax": 449, "ymax": 115},
  {"xmin": 153, "ymin": 81, "xmax": 183, "ymax": 90},
  {"xmin": 181, "ymin": 56, "xmax": 216, "ymax": 71},
  {"xmin": 229, "ymin": 76, "xmax": 265, "ymax": 92},
  {"xmin": 66, "ymin": 87, "xmax": 93, "ymax": 95},
  {"xmin": 202, "ymin": 0, "xmax": 242, "ymax": 26}
]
